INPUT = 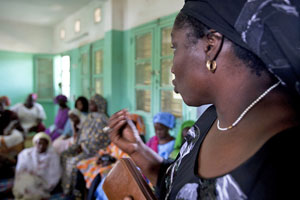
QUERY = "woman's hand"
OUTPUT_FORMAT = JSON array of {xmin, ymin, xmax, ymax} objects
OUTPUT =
[{"xmin": 108, "ymin": 109, "xmax": 142, "ymax": 155}]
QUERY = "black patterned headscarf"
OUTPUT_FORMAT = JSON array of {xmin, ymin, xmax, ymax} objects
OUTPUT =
[{"xmin": 182, "ymin": 0, "xmax": 300, "ymax": 94}]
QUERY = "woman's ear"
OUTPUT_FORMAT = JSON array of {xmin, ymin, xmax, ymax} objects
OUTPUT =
[{"xmin": 204, "ymin": 30, "xmax": 223, "ymax": 57}]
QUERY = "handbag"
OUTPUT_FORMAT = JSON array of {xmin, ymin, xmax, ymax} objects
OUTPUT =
[{"xmin": 103, "ymin": 157, "xmax": 157, "ymax": 200}]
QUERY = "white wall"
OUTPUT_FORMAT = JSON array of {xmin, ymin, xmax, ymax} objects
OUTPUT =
[
  {"xmin": 0, "ymin": 19, "xmax": 53, "ymax": 53},
  {"xmin": 0, "ymin": 0, "xmax": 184, "ymax": 53},
  {"xmin": 104, "ymin": 0, "xmax": 184, "ymax": 31},
  {"xmin": 123, "ymin": 0, "xmax": 184, "ymax": 30},
  {"xmin": 103, "ymin": 0, "xmax": 125, "ymax": 31},
  {"xmin": 53, "ymin": 0, "xmax": 183, "ymax": 52},
  {"xmin": 53, "ymin": 0, "xmax": 106, "ymax": 53}
]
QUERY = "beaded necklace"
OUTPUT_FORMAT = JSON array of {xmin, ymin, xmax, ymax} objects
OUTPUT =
[{"xmin": 217, "ymin": 81, "xmax": 281, "ymax": 131}]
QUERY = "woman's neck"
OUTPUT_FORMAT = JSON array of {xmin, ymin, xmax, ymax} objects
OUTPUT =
[
  {"xmin": 214, "ymin": 69, "xmax": 276, "ymax": 129},
  {"xmin": 159, "ymin": 135, "xmax": 174, "ymax": 145},
  {"xmin": 60, "ymin": 105, "xmax": 68, "ymax": 109},
  {"xmin": 24, "ymin": 103, "xmax": 33, "ymax": 108},
  {"xmin": 215, "ymin": 83, "xmax": 299, "ymax": 136}
]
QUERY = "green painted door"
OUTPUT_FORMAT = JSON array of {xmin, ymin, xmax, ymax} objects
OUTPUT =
[
  {"xmin": 34, "ymin": 55, "xmax": 56, "ymax": 127},
  {"xmin": 131, "ymin": 19, "xmax": 185, "ymax": 139},
  {"xmin": 79, "ymin": 45, "xmax": 92, "ymax": 99},
  {"xmin": 92, "ymin": 41, "xmax": 104, "ymax": 96}
]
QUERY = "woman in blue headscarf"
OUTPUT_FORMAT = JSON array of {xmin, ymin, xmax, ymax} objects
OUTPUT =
[{"xmin": 146, "ymin": 112, "xmax": 175, "ymax": 159}]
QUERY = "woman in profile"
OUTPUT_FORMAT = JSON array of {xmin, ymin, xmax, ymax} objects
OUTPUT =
[{"xmin": 108, "ymin": 0, "xmax": 300, "ymax": 199}]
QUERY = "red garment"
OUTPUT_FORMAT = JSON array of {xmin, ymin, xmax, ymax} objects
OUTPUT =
[
  {"xmin": 36, "ymin": 122, "xmax": 46, "ymax": 132},
  {"xmin": 146, "ymin": 136, "xmax": 159, "ymax": 153}
]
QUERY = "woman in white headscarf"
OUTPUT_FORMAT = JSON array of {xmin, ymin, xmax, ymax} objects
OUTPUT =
[
  {"xmin": 52, "ymin": 108, "xmax": 87, "ymax": 154},
  {"xmin": 13, "ymin": 132, "xmax": 61, "ymax": 200}
]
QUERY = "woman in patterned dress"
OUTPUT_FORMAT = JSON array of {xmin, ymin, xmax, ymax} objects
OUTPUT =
[{"xmin": 61, "ymin": 94, "xmax": 110, "ymax": 198}]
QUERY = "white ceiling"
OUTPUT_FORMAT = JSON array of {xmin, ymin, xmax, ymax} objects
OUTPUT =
[{"xmin": 0, "ymin": 0, "xmax": 100, "ymax": 26}]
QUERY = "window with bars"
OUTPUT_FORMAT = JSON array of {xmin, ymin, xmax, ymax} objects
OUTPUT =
[
  {"xmin": 135, "ymin": 33, "xmax": 152, "ymax": 112},
  {"xmin": 35, "ymin": 57, "xmax": 54, "ymax": 99},
  {"xmin": 78, "ymin": 43, "xmax": 104, "ymax": 98},
  {"xmin": 93, "ymin": 49, "xmax": 104, "ymax": 95},
  {"xmin": 133, "ymin": 24, "xmax": 182, "ymax": 118},
  {"xmin": 160, "ymin": 27, "xmax": 182, "ymax": 117},
  {"xmin": 80, "ymin": 52, "xmax": 91, "ymax": 98}
]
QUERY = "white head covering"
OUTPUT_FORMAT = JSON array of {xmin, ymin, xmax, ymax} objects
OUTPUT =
[
  {"xmin": 16, "ymin": 133, "xmax": 61, "ymax": 193},
  {"xmin": 68, "ymin": 108, "xmax": 82, "ymax": 117},
  {"xmin": 33, "ymin": 132, "xmax": 51, "ymax": 147},
  {"xmin": 68, "ymin": 108, "xmax": 87, "ymax": 128}
]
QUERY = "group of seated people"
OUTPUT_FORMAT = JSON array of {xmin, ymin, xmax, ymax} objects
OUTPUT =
[{"xmin": 0, "ymin": 93, "xmax": 195, "ymax": 200}]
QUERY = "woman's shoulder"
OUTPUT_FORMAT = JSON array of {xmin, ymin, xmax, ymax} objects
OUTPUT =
[
  {"xmin": 160, "ymin": 139, "xmax": 175, "ymax": 147},
  {"xmin": 33, "ymin": 102, "xmax": 43, "ymax": 109},
  {"xmin": 236, "ymin": 125, "xmax": 300, "ymax": 198},
  {"xmin": 47, "ymin": 147, "xmax": 60, "ymax": 158},
  {"xmin": 10, "ymin": 103, "xmax": 23, "ymax": 110},
  {"xmin": 232, "ymin": 125, "xmax": 300, "ymax": 183},
  {"xmin": 18, "ymin": 147, "xmax": 34, "ymax": 157},
  {"xmin": 93, "ymin": 112, "xmax": 109, "ymax": 123},
  {"xmin": 261, "ymin": 125, "xmax": 300, "ymax": 162}
]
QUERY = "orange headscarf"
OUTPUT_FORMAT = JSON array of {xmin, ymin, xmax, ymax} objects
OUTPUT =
[{"xmin": 128, "ymin": 114, "xmax": 145, "ymax": 135}]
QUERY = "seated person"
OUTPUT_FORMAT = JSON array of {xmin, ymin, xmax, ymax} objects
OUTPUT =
[
  {"xmin": 60, "ymin": 96, "xmax": 89, "ymax": 138},
  {"xmin": 169, "ymin": 120, "xmax": 195, "ymax": 159},
  {"xmin": 53, "ymin": 108, "xmax": 87, "ymax": 154},
  {"xmin": 45, "ymin": 95, "xmax": 69, "ymax": 141},
  {"xmin": 146, "ymin": 112, "xmax": 176, "ymax": 159},
  {"xmin": 0, "ymin": 96, "xmax": 24, "ymax": 157},
  {"xmin": 76, "ymin": 114, "xmax": 144, "ymax": 188},
  {"xmin": 76, "ymin": 114, "xmax": 145, "ymax": 200},
  {"xmin": 0, "ymin": 153, "xmax": 16, "ymax": 179},
  {"xmin": 13, "ymin": 132, "xmax": 61, "ymax": 200},
  {"xmin": 61, "ymin": 94, "xmax": 110, "ymax": 197},
  {"xmin": 10, "ymin": 93, "xmax": 46, "ymax": 135},
  {"xmin": 0, "ymin": 153, "xmax": 16, "ymax": 199}
]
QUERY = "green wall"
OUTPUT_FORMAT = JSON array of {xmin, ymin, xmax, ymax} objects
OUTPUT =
[
  {"xmin": 65, "ymin": 31, "xmax": 129, "ymax": 116},
  {"xmin": 104, "ymin": 30, "xmax": 127, "ymax": 115},
  {"xmin": 0, "ymin": 51, "xmax": 34, "ymax": 105},
  {"xmin": 0, "ymin": 13, "xmax": 197, "ymax": 141},
  {"xmin": 0, "ymin": 50, "xmax": 55, "ymax": 127}
]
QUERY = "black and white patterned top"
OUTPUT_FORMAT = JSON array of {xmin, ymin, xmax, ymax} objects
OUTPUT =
[{"xmin": 156, "ymin": 106, "xmax": 300, "ymax": 200}]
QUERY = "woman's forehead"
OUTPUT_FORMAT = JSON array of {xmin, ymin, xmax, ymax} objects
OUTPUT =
[
  {"xmin": 171, "ymin": 28, "xmax": 184, "ymax": 41},
  {"xmin": 155, "ymin": 123, "xmax": 168, "ymax": 129},
  {"xmin": 37, "ymin": 138, "xmax": 48, "ymax": 144},
  {"xmin": 171, "ymin": 27, "xmax": 193, "ymax": 39}
]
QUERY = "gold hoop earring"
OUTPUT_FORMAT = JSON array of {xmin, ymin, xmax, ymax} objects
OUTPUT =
[{"xmin": 206, "ymin": 60, "xmax": 217, "ymax": 73}]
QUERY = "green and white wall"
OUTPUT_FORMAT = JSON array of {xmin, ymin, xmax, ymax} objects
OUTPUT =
[{"xmin": 0, "ymin": 0, "xmax": 198, "ymax": 139}]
